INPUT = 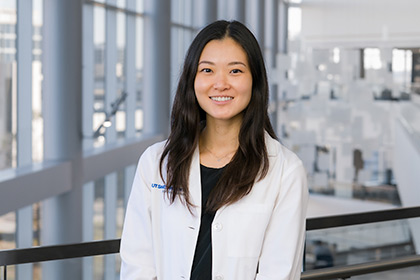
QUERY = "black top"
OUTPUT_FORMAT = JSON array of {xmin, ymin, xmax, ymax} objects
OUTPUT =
[{"xmin": 190, "ymin": 164, "xmax": 225, "ymax": 280}]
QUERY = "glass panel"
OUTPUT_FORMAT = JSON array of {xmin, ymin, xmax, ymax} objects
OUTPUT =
[
  {"xmin": 282, "ymin": 43, "xmax": 403, "ymax": 203},
  {"xmin": 171, "ymin": 0, "xmax": 179, "ymax": 23},
  {"xmin": 135, "ymin": 16, "xmax": 143, "ymax": 133},
  {"xmin": 392, "ymin": 49, "xmax": 412, "ymax": 93},
  {"xmin": 93, "ymin": 6, "xmax": 106, "ymax": 147},
  {"xmin": 172, "ymin": 0, "xmax": 192, "ymax": 26},
  {"xmin": 33, "ymin": 203, "xmax": 41, "ymax": 246},
  {"xmin": 116, "ymin": 0, "xmax": 126, "ymax": 9},
  {"xmin": 183, "ymin": 0, "xmax": 192, "ymax": 26},
  {"xmin": 0, "ymin": 211, "xmax": 16, "ymax": 277},
  {"xmin": 85, "ymin": 165, "xmax": 133, "ymax": 278},
  {"xmin": 305, "ymin": 218, "xmax": 417, "ymax": 271},
  {"xmin": 94, "ymin": 177, "xmax": 105, "ymax": 240},
  {"xmin": 136, "ymin": 0, "xmax": 144, "ymax": 13},
  {"xmin": 170, "ymin": 27, "xmax": 180, "ymax": 102},
  {"xmin": 0, "ymin": 211, "xmax": 16, "ymax": 250},
  {"xmin": 115, "ymin": 254, "xmax": 122, "ymax": 278},
  {"xmin": 364, "ymin": 48, "xmax": 382, "ymax": 70},
  {"xmin": 93, "ymin": 255, "xmax": 105, "ymax": 280},
  {"xmin": 116, "ymin": 11, "xmax": 126, "ymax": 139},
  {"xmin": 33, "ymin": 202, "xmax": 42, "ymax": 279},
  {"xmin": 170, "ymin": 27, "xmax": 193, "ymax": 102},
  {"xmin": 33, "ymin": 0, "xmax": 43, "ymax": 163},
  {"xmin": 0, "ymin": 0, "xmax": 17, "ymax": 171},
  {"xmin": 288, "ymin": 6, "xmax": 302, "ymax": 41},
  {"xmin": 117, "ymin": 170, "xmax": 125, "ymax": 237}
]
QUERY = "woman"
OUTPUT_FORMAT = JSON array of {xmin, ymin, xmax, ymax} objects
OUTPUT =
[{"xmin": 120, "ymin": 20, "xmax": 308, "ymax": 280}]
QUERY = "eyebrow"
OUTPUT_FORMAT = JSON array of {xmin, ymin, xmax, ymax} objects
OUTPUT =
[{"xmin": 198, "ymin": 60, "xmax": 247, "ymax": 67}]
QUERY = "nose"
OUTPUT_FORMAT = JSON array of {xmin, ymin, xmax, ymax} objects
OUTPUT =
[{"xmin": 213, "ymin": 73, "xmax": 230, "ymax": 91}]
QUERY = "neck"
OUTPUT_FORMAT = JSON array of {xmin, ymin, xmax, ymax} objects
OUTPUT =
[
  {"xmin": 201, "ymin": 117, "xmax": 241, "ymax": 150},
  {"xmin": 199, "ymin": 116, "xmax": 242, "ymax": 167}
]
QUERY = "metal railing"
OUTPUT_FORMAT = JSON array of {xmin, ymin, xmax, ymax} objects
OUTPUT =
[
  {"xmin": 1, "ymin": 206, "xmax": 420, "ymax": 279},
  {"xmin": 301, "ymin": 254, "xmax": 420, "ymax": 280}
]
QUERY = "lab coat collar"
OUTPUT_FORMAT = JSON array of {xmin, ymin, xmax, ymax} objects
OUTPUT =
[
  {"xmin": 265, "ymin": 131, "xmax": 279, "ymax": 157},
  {"xmin": 188, "ymin": 145, "xmax": 202, "ymax": 217},
  {"xmin": 187, "ymin": 131, "xmax": 278, "ymax": 217}
]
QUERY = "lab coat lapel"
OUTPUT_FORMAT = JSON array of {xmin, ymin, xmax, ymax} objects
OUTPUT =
[{"xmin": 188, "ymin": 145, "xmax": 202, "ymax": 215}]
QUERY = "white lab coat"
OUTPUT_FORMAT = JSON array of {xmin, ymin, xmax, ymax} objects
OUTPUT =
[{"xmin": 120, "ymin": 133, "xmax": 308, "ymax": 280}]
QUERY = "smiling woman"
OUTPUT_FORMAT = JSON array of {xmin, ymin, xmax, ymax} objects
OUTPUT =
[
  {"xmin": 194, "ymin": 38, "xmax": 253, "ymax": 128},
  {"xmin": 120, "ymin": 20, "xmax": 308, "ymax": 280}
]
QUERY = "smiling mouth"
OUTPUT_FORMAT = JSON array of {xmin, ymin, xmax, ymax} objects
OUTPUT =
[{"xmin": 210, "ymin": 96, "xmax": 233, "ymax": 102}]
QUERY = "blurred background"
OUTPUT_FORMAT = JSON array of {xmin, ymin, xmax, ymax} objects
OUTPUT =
[{"xmin": 1, "ymin": 0, "xmax": 419, "ymax": 279}]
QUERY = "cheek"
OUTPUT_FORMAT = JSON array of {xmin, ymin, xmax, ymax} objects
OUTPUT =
[
  {"xmin": 194, "ymin": 76, "xmax": 209, "ymax": 94},
  {"xmin": 193, "ymin": 78, "xmax": 200, "ymax": 94},
  {"xmin": 238, "ymin": 80, "xmax": 253, "ymax": 100},
  {"xmin": 193, "ymin": 79, "xmax": 206, "ymax": 106}
]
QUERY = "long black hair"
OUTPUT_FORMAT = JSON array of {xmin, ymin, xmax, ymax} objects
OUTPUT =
[{"xmin": 159, "ymin": 20, "xmax": 276, "ymax": 212}]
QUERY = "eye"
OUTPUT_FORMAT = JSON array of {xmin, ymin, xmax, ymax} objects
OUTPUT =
[
  {"xmin": 231, "ymin": 69, "xmax": 243, "ymax": 74},
  {"xmin": 200, "ymin": 68, "xmax": 212, "ymax": 73}
]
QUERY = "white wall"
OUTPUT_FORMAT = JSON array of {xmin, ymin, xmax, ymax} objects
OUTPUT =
[{"xmin": 301, "ymin": 0, "xmax": 420, "ymax": 48}]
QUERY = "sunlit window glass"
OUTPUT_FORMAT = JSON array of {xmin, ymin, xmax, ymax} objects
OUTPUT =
[
  {"xmin": 116, "ymin": 11, "xmax": 126, "ymax": 139},
  {"xmin": 32, "ymin": 0, "xmax": 43, "ymax": 163},
  {"xmin": 288, "ymin": 6, "xmax": 301, "ymax": 41},
  {"xmin": 135, "ymin": 17, "xmax": 143, "ymax": 133},
  {"xmin": 93, "ymin": 6, "xmax": 106, "ymax": 147},
  {"xmin": 136, "ymin": 0, "xmax": 144, "ymax": 13},
  {"xmin": 392, "ymin": 49, "xmax": 412, "ymax": 87},
  {"xmin": 0, "ymin": 1, "xmax": 17, "ymax": 171},
  {"xmin": 364, "ymin": 48, "xmax": 382, "ymax": 70},
  {"xmin": 117, "ymin": 0, "xmax": 126, "ymax": 9}
]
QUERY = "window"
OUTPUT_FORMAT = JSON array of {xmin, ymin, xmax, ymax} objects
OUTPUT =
[
  {"xmin": 364, "ymin": 48, "xmax": 382, "ymax": 70},
  {"xmin": 0, "ymin": 1, "xmax": 17, "ymax": 171},
  {"xmin": 392, "ymin": 48, "xmax": 412, "ymax": 88},
  {"xmin": 288, "ymin": 6, "xmax": 301, "ymax": 41}
]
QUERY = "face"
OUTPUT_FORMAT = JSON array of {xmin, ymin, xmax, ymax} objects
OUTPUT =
[{"xmin": 194, "ymin": 37, "xmax": 252, "ymax": 123}]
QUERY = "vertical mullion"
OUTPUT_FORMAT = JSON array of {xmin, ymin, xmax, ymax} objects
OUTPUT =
[
  {"xmin": 227, "ymin": 0, "xmax": 245, "ymax": 22},
  {"xmin": 104, "ymin": 173, "xmax": 117, "ymax": 280},
  {"xmin": 104, "ymin": 1, "xmax": 117, "ymax": 279},
  {"xmin": 143, "ymin": 0, "xmax": 171, "ymax": 136},
  {"xmin": 82, "ymin": 1, "xmax": 95, "ymax": 280},
  {"xmin": 16, "ymin": 0, "xmax": 33, "ymax": 279},
  {"xmin": 16, "ymin": 0, "xmax": 33, "ymax": 165},
  {"xmin": 199, "ymin": 0, "xmax": 217, "ymax": 29},
  {"xmin": 279, "ymin": 0, "xmax": 288, "ymax": 54},
  {"xmin": 247, "ymin": 0, "xmax": 265, "ymax": 46},
  {"xmin": 83, "ymin": 2, "xmax": 95, "ymax": 148},
  {"xmin": 105, "ymin": 2, "xmax": 117, "ymax": 143},
  {"xmin": 270, "ymin": 0, "xmax": 279, "ymax": 68},
  {"xmin": 124, "ymin": 0, "xmax": 136, "ymax": 212},
  {"xmin": 125, "ymin": 0, "xmax": 136, "ymax": 139}
]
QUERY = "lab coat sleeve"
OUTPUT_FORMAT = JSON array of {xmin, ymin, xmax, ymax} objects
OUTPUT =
[
  {"xmin": 256, "ymin": 161, "xmax": 308, "ymax": 280},
  {"xmin": 120, "ymin": 153, "xmax": 158, "ymax": 280}
]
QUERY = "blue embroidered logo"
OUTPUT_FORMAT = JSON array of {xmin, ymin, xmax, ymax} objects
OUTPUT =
[{"xmin": 151, "ymin": 183, "xmax": 166, "ymax": 189}]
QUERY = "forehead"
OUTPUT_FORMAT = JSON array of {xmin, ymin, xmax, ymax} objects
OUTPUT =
[{"xmin": 199, "ymin": 37, "xmax": 248, "ymax": 62}]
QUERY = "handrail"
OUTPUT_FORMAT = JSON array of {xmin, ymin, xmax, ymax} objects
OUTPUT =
[
  {"xmin": 1, "ymin": 206, "xmax": 420, "ymax": 278},
  {"xmin": 306, "ymin": 205, "xmax": 420, "ymax": 230},
  {"xmin": 0, "ymin": 239, "xmax": 120, "ymax": 266},
  {"xmin": 301, "ymin": 254, "xmax": 420, "ymax": 280}
]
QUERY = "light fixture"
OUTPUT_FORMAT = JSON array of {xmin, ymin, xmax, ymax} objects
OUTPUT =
[
  {"xmin": 103, "ymin": 119, "xmax": 112, "ymax": 128},
  {"xmin": 92, "ymin": 91, "xmax": 128, "ymax": 138}
]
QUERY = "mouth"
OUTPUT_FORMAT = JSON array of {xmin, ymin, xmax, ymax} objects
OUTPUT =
[{"xmin": 210, "ymin": 96, "xmax": 233, "ymax": 102}]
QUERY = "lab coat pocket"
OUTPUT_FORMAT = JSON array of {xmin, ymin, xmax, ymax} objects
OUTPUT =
[{"xmin": 226, "ymin": 204, "xmax": 271, "ymax": 258}]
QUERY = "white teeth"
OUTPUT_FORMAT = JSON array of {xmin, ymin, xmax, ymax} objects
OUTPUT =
[{"xmin": 210, "ymin": 96, "xmax": 233, "ymax": 102}]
